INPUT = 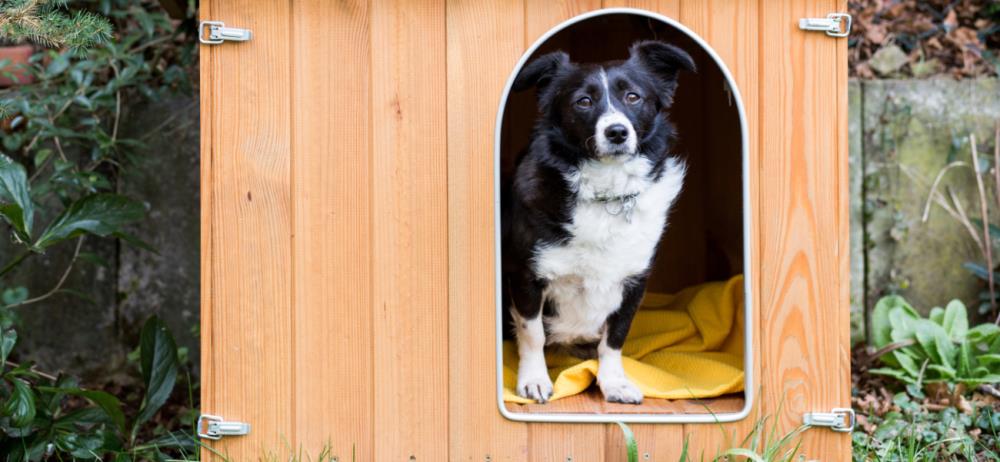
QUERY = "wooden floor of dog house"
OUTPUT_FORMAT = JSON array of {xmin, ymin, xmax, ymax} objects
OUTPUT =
[{"xmin": 505, "ymin": 388, "xmax": 744, "ymax": 415}]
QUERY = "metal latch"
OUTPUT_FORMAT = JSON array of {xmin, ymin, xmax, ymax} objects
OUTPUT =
[
  {"xmin": 798, "ymin": 13, "xmax": 852, "ymax": 37},
  {"xmin": 197, "ymin": 414, "xmax": 250, "ymax": 440},
  {"xmin": 803, "ymin": 408, "xmax": 855, "ymax": 433},
  {"xmin": 199, "ymin": 21, "xmax": 253, "ymax": 45}
]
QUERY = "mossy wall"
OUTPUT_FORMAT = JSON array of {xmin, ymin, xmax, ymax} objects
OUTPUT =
[{"xmin": 852, "ymin": 79, "xmax": 1000, "ymax": 343}]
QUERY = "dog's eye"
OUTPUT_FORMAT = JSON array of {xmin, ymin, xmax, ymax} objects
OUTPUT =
[
  {"xmin": 625, "ymin": 93, "xmax": 641, "ymax": 104},
  {"xmin": 575, "ymin": 97, "xmax": 593, "ymax": 109}
]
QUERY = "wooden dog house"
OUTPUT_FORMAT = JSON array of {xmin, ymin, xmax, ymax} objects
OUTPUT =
[{"xmin": 199, "ymin": 0, "xmax": 850, "ymax": 460}]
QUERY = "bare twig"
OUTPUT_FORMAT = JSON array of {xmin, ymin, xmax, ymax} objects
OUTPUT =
[
  {"xmin": 864, "ymin": 339, "xmax": 918, "ymax": 366},
  {"xmin": 903, "ymin": 163, "xmax": 986, "ymax": 254},
  {"xmin": 948, "ymin": 188, "xmax": 987, "ymax": 256},
  {"xmin": 108, "ymin": 59, "xmax": 121, "ymax": 143},
  {"xmin": 23, "ymin": 86, "xmax": 84, "ymax": 153},
  {"xmin": 7, "ymin": 237, "xmax": 84, "ymax": 309},
  {"xmin": 969, "ymin": 134, "xmax": 997, "ymax": 316},
  {"xmin": 3, "ymin": 361, "xmax": 58, "ymax": 382},
  {"xmin": 922, "ymin": 160, "xmax": 969, "ymax": 222},
  {"xmin": 979, "ymin": 383, "xmax": 1000, "ymax": 400}
]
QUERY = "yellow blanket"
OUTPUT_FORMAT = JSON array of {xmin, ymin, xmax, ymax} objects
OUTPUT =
[{"xmin": 503, "ymin": 275, "xmax": 745, "ymax": 403}]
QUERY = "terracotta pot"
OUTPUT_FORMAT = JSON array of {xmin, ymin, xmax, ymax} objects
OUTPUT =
[{"xmin": 0, "ymin": 44, "xmax": 35, "ymax": 87}]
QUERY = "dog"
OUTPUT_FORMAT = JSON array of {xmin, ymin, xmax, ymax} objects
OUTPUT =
[{"xmin": 502, "ymin": 41, "xmax": 695, "ymax": 404}]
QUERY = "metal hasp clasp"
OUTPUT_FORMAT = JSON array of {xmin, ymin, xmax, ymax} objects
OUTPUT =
[
  {"xmin": 199, "ymin": 21, "xmax": 253, "ymax": 45},
  {"xmin": 803, "ymin": 408, "xmax": 855, "ymax": 433},
  {"xmin": 197, "ymin": 414, "xmax": 250, "ymax": 440},
  {"xmin": 798, "ymin": 13, "xmax": 852, "ymax": 37}
]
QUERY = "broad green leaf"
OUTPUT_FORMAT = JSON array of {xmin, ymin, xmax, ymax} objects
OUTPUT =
[
  {"xmin": 893, "ymin": 351, "xmax": 921, "ymax": 378},
  {"xmin": 942, "ymin": 300, "xmax": 969, "ymax": 339},
  {"xmin": 914, "ymin": 319, "xmax": 954, "ymax": 369},
  {"xmin": 869, "ymin": 367, "xmax": 914, "ymax": 384},
  {"xmin": 969, "ymin": 324, "xmax": 1000, "ymax": 345},
  {"xmin": 4, "ymin": 378, "xmax": 35, "ymax": 428},
  {"xmin": 34, "ymin": 193, "xmax": 144, "ymax": 249},
  {"xmin": 978, "ymin": 354, "xmax": 1000, "ymax": 369},
  {"xmin": 929, "ymin": 307, "xmax": 945, "ymax": 326},
  {"xmin": 958, "ymin": 339, "xmax": 972, "ymax": 378},
  {"xmin": 1, "ymin": 287, "xmax": 27, "ymax": 305},
  {"xmin": 872, "ymin": 295, "xmax": 918, "ymax": 348},
  {"xmin": 927, "ymin": 364, "xmax": 957, "ymax": 379},
  {"xmin": 38, "ymin": 386, "xmax": 126, "ymax": 435},
  {"xmin": 0, "ymin": 155, "xmax": 33, "ymax": 242},
  {"xmin": 134, "ymin": 316, "xmax": 178, "ymax": 434},
  {"xmin": 963, "ymin": 262, "xmax": 1000, "ymax": 283},
  {"xmin": 0, "ymin": 328, "xmax": 16, "ymax": 368}
]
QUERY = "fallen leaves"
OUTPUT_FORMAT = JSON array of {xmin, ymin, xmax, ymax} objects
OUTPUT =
[{"xmin": 849, "ymin": 0, "xmax": 1000, "ymax": 79}]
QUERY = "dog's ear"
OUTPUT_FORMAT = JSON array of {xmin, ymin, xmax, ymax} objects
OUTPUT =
[
  {"xmin": 512, "ymin": 51, "xmax": 570, "ymax": 93},
  {"xmin": 628, "ymin": 41, "xmax": 696, "ymax": 106}
]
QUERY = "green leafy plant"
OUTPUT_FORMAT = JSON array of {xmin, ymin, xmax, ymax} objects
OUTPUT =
[
  {"xmin": 0, "ymin": 1, "xmax": 199, "ymax": 460},
  {"xmin": 0, "ymin": 315, "xmax": 195, "ymax": 460},
  {"xmin": 852, "ymin": 392, "xmax": 1000, "ymax": 461},
  {"xmin": 616, "ymin": 412, "xmax": 809, "ymax": 462},
  {"xmin": 869, "ymin": 295, "xmax": 1000, "ymax": 387}
]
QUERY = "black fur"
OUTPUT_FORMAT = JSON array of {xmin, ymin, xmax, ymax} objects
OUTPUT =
[{"xmin": 502, "ymin": 41, "xmax": 694, "ymax": 354}]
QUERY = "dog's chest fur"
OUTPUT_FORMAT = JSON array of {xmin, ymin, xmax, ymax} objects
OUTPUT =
[{"xmin": 533, "ymin": 156, "xmax": 684, "ymax": 345}]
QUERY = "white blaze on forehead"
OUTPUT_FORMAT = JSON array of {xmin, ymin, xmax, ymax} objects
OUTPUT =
[{"xmin": 594, "ymin": 68, "xmax": 637, "ymax": 156}]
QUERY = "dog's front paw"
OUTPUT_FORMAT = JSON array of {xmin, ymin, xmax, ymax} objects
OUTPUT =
[
  {"xmin": 599, "ymin": 376, "xmax": 643, "ymax": 404},
  {"xmin": 517, "ymin": 368, "xmax": 554, "ymax": 403}
]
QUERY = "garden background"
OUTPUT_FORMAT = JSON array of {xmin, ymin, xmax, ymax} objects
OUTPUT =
[{"xmin": 1, "ymin": 0, "xmax": 999, "ymax": 460}]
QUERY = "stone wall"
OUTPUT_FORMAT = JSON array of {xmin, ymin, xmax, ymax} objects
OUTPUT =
[
  {"xmin": 851, "ymin": 79, "xmax": 1000, "ymax": 343},
  {"xmin": 9, "ymin": 96, "xmax": 200, "ymax": 380}
]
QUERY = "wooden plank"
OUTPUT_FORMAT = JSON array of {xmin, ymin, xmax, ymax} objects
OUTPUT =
[
  {"xmin": 677, "ymin": 0, "xmax": 761, "ymax": 458},
  {"xmin": 291, "ymin": 0, "xmax": 373, "ymax": 459},
  {"xmin": 370, "ymin": 0, "xmax": 449, "ymax": 460},
  {"xmin": 524, "ymin": 0, "xmax": 601, "ymax": 45},
  {"xmin": 197, "ymin": 0, "xmax": 215, "ymax": 459},
  {"xmin": 522, "ymin": 2, "xmax": 607, "ymax": 460},
  {"xmin": 758, "ymin": 0, "xmax": 850, "ymax": 458},
  {"xmin": 447, "ymin": 0, "xmax": 530, "ymax": 459},
  {"xmin": 605, "ymin": 0, "xmax": 679, "ymax": 16},
  {"xmin": 200, "ymin": 0, "xmax": 293, "ymax": 459}
]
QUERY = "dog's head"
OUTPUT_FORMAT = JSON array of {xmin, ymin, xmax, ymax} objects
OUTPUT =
[{"xmin": 513, "ymin": 41, "xmax": 695, "ymax": 160}]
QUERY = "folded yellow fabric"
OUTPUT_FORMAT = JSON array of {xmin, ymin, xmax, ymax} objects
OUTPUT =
[{"xmin": 503, "ymin": 275, "xmax": 745, "ymax": 403}]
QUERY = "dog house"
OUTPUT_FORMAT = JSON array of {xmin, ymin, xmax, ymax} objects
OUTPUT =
[{"xmin": 198, "ymin": 1, "xmax": 851, "ymax": 460}]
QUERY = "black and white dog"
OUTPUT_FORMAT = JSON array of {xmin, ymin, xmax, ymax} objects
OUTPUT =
[{"xmin": 502, "ymin": 41, "xmax": 695, "ymax": 404}]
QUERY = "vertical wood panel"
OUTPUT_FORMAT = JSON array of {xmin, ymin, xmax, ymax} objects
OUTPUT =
[
  {"xmin": 371, "ymin": 0, "xmax": 449, "ymax": 460},
  {"xmin": 201, "ymin": 0, "xmax": 293, "ymax": 458},
  {"xmin": 522, "ymin": 2, "xmax": 607, "ymax": 461},
  {"xmin": 591, "ymin": 4, "xmax": 686, "ymax": 461},
  {"xmin": 759, "ymin": 0, "xmax": 850, "ymax": 458},
  {"xmin": 447, "ymin": 0, "xmax": 529, "ymax": 459},
  {"xmin": 292, "ymin": 0, "xmax": 373, "ymax": 458},
  {"xmin": 677, "ymin": 0, "xmax": 761, "ymax": 458},
  {"xmin": 605, "ymin": 0, "xmax": 679, "ymax": 16},
  {"xmin": 198, "ymin": 1, "xmax": 215, "ymax": 459}
]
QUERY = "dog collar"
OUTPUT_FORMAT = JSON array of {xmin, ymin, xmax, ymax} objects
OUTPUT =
[{"xmin": 593, "ymin": 192, "xmax": 639, "ymax": 223}]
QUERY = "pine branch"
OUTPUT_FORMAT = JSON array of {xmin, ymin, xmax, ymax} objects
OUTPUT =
[{"xmin": 0, "ymin": 0, "xmax": 111, "ymax": 50}]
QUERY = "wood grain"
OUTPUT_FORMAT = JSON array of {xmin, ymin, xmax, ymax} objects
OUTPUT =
[
  {"xmin": 758, "ymin": 0, "xmax": 850, "ymax": 458},
  {"xmin": 447, "ymin": 0, "xmax": 530, "ymax": 459},
  {"xmin": 522, "ymin": 2, "xmax": 609, "ymax": 461},
  {"xmin": 290, "ymin": 0, "xmax": 373, "ymax": 459},
  {"xmin": 371, "ymin": 0, "xmax": 449, "ymax": 460},
  {"xmin": 593, "ymin": 4, "xmax": 687, "ymax": 460},
  {"xmin": 201, "ymin": 0, "xmax": 293, "ymax": 459},
  {"xmin": 677, "ymin": 0, "xmax": 762, "ymax": 458},
  {"xmin": 199, "ymin": 0, "xmax": 851, "ymax": 459}
]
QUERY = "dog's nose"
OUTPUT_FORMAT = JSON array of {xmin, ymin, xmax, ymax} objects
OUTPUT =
[{"xmin": 605, "ymin": 124, "xmax": 628, "ymax": 144}]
